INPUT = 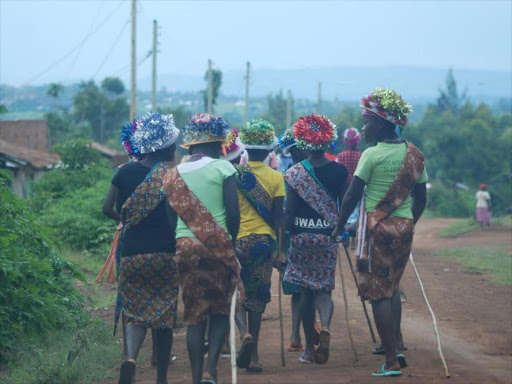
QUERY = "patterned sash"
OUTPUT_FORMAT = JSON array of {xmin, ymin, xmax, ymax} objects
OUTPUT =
[
  {"xmin": 162, "ymin": 168, "xmax": 241, "ymax": 277},
  {"xmin": 284, "ymin": 160, "xmax": 338, "ymax": 225},
  {"xmin": 235, "ymin": 164, "xmax": 274, "ymax": 228}
]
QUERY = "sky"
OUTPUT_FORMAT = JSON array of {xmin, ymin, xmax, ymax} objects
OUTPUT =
[{"xmin": 0, "ymin": 0, "xmax": 511, "ymax": 87}]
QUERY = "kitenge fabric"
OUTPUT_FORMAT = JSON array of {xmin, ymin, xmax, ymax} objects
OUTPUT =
[
  {"xmin": 118, "ymin": 252, "xmax": 178, "ymax": 329},
  {"xmin": 283, "ymin": 232, "xmax": 337, "ymax": 291},
  {"xmin": 236, "ymin": 234, "xmax": 275, "ymax": 312},
  {"xmin": 281, "ymin": 232, "xmax": 301, "ymax": 295},
  {"xmin": 357, "ymin": 142, "xmax": 425, "ymax": 301},
  {"xmin": 163, "ymin": 167, "xmax": 243, "ymax": 325}
]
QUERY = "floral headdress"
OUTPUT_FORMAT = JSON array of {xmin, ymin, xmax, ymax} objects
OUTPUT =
[
  {"xmin": 343, "ymin": 127, "xmax": 361, "ymax": 145},
  {"xmin": 129, "ymin": 113, "xmax": 180, "ymax": 155},
  {"xmin": 121, "ymin": 118, "xmax": 144, "ymax": 159},
  {"xmin": 239, "ymin": 119, "xmax": 277, "ymax": 150},
  {"xmin": 293, "ymin": 114, "xmax": 337, "ymax": 151},
  {"xmin": 221, "ymin": 128, "xmax": 245, "ymax": 161},
  {"xmin": 181, "ymin": 113, "xmax": 230, "ymax": 149},
  {"xmin": 278, "ymin": 128, "xmax": 296, "ymax": 157},
  {"xmin": 361, "ymin": 88, "xmax": 412, "ymax": 127}
]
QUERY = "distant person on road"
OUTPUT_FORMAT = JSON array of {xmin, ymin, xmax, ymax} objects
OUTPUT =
[
  {"xmin": 476, "ymin": 183, "xmax": 492, "ymax": 228},
  {"xmin": 102, "ymin": 113, "xmax": 180, "ymax": 384},
  {"xmin": 283, "ymin": 114, "xmax": 349, "ymax": 365},
  {"xmin": 332, "ymin": 88, "xmax": 428, "ymax": 377},
  {"xmin": 162, "ymin": 113, "xmax": 243, "ymax": 384},
  {"xmin": 337, "ymin": 127, "xmax": 362, "ymax": 182}
]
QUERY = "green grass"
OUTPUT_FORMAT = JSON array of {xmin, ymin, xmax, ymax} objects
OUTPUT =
[
  {"xmin": 435, "ymin": 245, "xmax": 512, "ymax": 285},
  {"xmin": 3, "ymin": 319, "xmax": 120, "ymax": 384},
  {"xmin": 438, "ymin": 216, "xmax": 512, "ymax": 237}
]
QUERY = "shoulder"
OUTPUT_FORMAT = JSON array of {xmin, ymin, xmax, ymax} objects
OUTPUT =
[
  {"xmin": 328, "ymin": 161, "xmax": 348, "ymax": 178},
  {"xmin": 211, "ymin": 159, "xmax": 237, "ymax": 177}
]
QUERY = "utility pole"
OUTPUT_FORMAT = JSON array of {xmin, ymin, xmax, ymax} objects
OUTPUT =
[
  {"xmin": 207, "ymin": 59, "xmax": 213, "ymax": 114},
  {"xmin": 151, "ymin": 19, "xmax": 157, "ymax": 111},
  {"xmin": 317, "ymin": 81, "xmax": 322, "ymax": 114},
  {"xmin": 130, "ymin": 0, "xmax": 137, "ymax": 120},
  {"xmin": 244, "ymin": 61, "xmax": 250, "ymax": 123},
  {"xmin": 286, "ymin": 90, "xmax": 292, "ymax": 130}
]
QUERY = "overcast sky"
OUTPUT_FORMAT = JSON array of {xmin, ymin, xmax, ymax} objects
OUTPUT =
[{"xmin": 1, "ymin": 0, "xmax": 511, "ymax": 87}]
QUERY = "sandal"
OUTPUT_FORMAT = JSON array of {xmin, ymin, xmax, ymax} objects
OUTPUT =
[
  {"xmin": 287, "ymin": 344, "xmax": 304, "ymax": 352},
  {"xmin": 246, "ymin": 362, "xmax": 263, "ymax": 373},
  {"xmin": 299, "ymin": 352, "xmax": 314, "ymax": 364},
  {"xmin": 236, "ymin": 334, "xmax": 255, "ymax": 369},
  {"xmin": 314, "ymin": 330, "xmax": 330, "ymax": 365},
  {"xmin": 372, "ymin": 364, "xmax": 402, "ymax": 377},
  {"xmin": 118, "ymin": 360, "xmax": 136, "ymax": 384}
]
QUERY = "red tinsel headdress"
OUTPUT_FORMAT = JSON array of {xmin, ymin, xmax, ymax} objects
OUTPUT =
[{"xmin": 293, "ymin": 114, "xmax": 337, "ymax": 151}]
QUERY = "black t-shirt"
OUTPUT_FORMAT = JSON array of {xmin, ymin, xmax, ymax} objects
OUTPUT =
[
  {"xmin": 291, "ymin": 161, "xmax": 348, "ymax": 235},
  {"xmin": 112, "ymin": 162, "xmax": 176, "ymax": 256}
]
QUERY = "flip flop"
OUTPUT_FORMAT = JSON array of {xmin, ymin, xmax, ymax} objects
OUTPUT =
[
  {"xmin": 397, "ymin": 353, "xmax": 408, "ymax": 368},
  {"xmin": 312, "ymin": 323, "xmax": 321, "ymax": 346},
  {"xmin": 246, "ymin": 362, "xmax": 263, "ymax": 373},
  {"xmin": 118, "ymin": 360, "xmax": 136, "ymax": 384},
  {"xmin": 299, "ymin": 352, "xmax": 314, "ymax": 364},
  {"xmin": 314, "ymin": 330, "xmax": 330, "ymax": 365},
  {"xmin": 372, "ymin": 364, "xmax": 402, "ymax": 377},
  {"xmin": 236, "ymin": 334, "xmax": 255, "ymax": 369},
  {"xmin": 287, "ymin": 344, "xmax": 304, "ymax": 352}
]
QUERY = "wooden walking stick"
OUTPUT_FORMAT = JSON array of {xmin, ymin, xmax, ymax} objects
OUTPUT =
[
  {"xmin": 277, "ymin": 228, "xmax": 286, "ymax": 367},
  {"xmin": 410, "ymin": 253, "xmax": 450, "ymax": 378},
  {"xmin": 341, "ymin": 241, "xmax": 377, "ymax": 343},
  {"xmin": 337, "ymin": 243, "xmax": 358, "ymax": 361},
  {"xmin": 230, "ymin": 287, "xmax": 238, "ymax": 384}
]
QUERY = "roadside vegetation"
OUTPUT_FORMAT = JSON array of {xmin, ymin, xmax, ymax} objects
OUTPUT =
[{"xmin": 438, "ymin": 216, "xmax": 512, "ymax": 237}]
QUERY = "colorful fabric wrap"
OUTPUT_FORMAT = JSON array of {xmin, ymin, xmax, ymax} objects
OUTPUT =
[
  {"xmin": 293, "ymin": 114, "xmax": 337, "ymax": 151},
  {"xmin": 239, "ymin": 119, "xmax": 277, "ymax": 150},
  {"xmin": 181, "ymin": 113, "xmax": 230, "ymax": 149},
  {"xmin": 343, "ymin": 127, "xmax": 362, "ymax": 145},
  {"xmin": 361, "ymin": 88, "xmax": 412, "ymax": 128},
  {"xmin": 130, "ymin": 113, "xmax": 180, "ymax": 154}
]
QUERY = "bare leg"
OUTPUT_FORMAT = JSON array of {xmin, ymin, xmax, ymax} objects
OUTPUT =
[
  {"xmin": 290, "ymin": 292, "xmax": 302, "ymax": 347},
  {"xmin": 299, "ymin": 288, "xmax": 315, "ymax": 359},
  {"xmin": 371, "ymin": 298, "xmax": 399, "ymax": 370},
  {"xmin": 204, "ymin": 315, "xmax": 229, "ymax": 380},
  {"xmin": 248, "ymin": 310, "xmax": 263, "ymax": 364},
  {"xmin": 315, "ymin": 291, "xmax": 333, "ymax": 331},
  {"xmin": 235, "ymin": 307, "xmax": 248, "ymax": 339},
  {"xmin": 391, "ymin": 290, "xmax": 405, "ymax": 348},
  {"xmin": 186, "ymin": 321, "xmax": 207, "ymax": 384},
  {"xmin": 151, "ymin": 328, "xmax": 158, "ymax": 366},
  {"xmin": 155, "ymin": 329, "xmax": 173, "ymax": 384},
  {"xmin": 125, "ymin": 324, "xmax": 147, "ymax": 361}
]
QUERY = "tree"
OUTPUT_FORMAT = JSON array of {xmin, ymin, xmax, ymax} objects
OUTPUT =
[
  {"xmin": 262, "ymin": 90, "xmax": 291, "ymax": 135},
  {"xmin": 157, "ymin": 106, "xmax": 190, "ymax": 129},
  {"xmin": 47, "ymin": 83, "xmax": 64, "ymax": 110},
  {"xmin": 436, "ymin": 68, "xmax": 467, "ymax": 114},
  {"xmin": 0, "ymin": 104, "xmax": 7, "ymax": 117},
  {"xmin": 101, "ymin": 77, "xmax": 125, "ymax": 96},
  {"xmin": 202, "ymin": 69, "xmax": 222, "ymax": 113}
]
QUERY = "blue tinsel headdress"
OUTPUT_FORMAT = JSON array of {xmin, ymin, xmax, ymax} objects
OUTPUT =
[
  {"xmin": 181, "ymin": 113, "xmax": 230, "ymax": 149},
  {"xmin": 121, "ymin": 119, "xmax": 144, "ymax": 159},
  {"xmin": 278, "ymin": 128, "xmax": 296, "ymax": 157},
  {"xmin": 131, "ymin": 113, "xmax": 180, "ymax": 154}
]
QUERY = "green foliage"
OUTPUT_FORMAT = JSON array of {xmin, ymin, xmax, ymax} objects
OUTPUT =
[
  {"xmin": 0, "ymin": 169, "xmax": 85, "ymax": 363},
  {"xmin": 436, "ymin": 245, "xmax": 512, "ymax": 285},
  {"xmin": 437, "ymin": 219, "xmax": 480, "ymax": 237},
  {"xmin": 262, "ymin": 90, "xmax": 293, "ymax": 135},
  {"xmin": 435, "ymin": 68, "xmax": 467, "ymax": 113},
  {"xmin": 426, "ymin": 182, "xmax": 475, "ymax": 217},
  {"xmin": 53, "ymin": 139, "xmax": 102, "ymax": 169},
  {"xmin": 3, "ymin": 318, "xmax": 120, "ymax": 384},
  {"xmin": 157, "ymin": 105, "xmax": 191, "ymax": 129},
  {"xmin": 202, "ymin": 68, "xmax": 222, "ymax": 112},
  {"xmin": 0, "ymin": 103, "xmax": 8, "ymax": 116},
  {"xmin": 101, "ymin": 77, "xmax": 125, "ymax": 95}
]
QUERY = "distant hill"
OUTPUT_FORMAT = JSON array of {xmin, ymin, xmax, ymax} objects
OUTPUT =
[{"xmin": 140, "ymin": 66, "xmax": 511, "ymax": 102}]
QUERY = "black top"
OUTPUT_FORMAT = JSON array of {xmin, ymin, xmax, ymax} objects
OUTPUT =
[
  {"xmin": 291, "ymin": 161, "xmax": 348, "ymax": 235},
  {"xmin": 112, "ymin": 162, "xmax": 176, "ymax": 256}
]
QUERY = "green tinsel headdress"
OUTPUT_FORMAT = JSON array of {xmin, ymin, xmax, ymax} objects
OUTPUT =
[
  {"xmin": 361, "ymin": 88, "xmax": 412, "ymax": 127},
  {"xmin": 239, "ymin": 119, "xmax": 277, "ymax": 150}
]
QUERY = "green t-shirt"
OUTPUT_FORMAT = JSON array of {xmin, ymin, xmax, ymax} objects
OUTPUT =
[
  {"xmin": 354, "ymin": 142, "xmax": 428, "ymax": 219},
  {"xmin": 174, "ymin": 157, "xmax": 237, "ymax": 239}
]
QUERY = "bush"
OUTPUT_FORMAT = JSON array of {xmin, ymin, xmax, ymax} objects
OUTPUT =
[
  {"xmin": 427, "ymin": 182, "xmax": 475, "ymax": 218},
  {"xmin": 0, "ymin": 170, "xmax": 85, "ymax": 363}
]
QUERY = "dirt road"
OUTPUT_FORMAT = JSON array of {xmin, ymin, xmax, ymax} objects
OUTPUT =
[{"xmin": 96, "ymin": 218, "xmax": 512, "ymax": 384}]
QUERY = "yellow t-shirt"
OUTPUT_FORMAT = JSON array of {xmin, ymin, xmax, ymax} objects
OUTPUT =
[{"xmin": 238, "ymin": 161, "xmax": 285, "ymax": 240}]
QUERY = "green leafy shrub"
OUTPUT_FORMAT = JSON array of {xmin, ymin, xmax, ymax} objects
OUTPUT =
[
  {"xmin": 0, "ymin": 169, "xmax": 85, "ymax": 363},
  {"xmin": 427, "ymin": 182, "xmax": 474, "ymax": 218},
  {"xmin": 53, "ymin": 139, "xmax": 102, "ymax": 170}
]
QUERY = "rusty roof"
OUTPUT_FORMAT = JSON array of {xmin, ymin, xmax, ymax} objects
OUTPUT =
[{"xmin": 0, "ymin": 139, "xmax": 60, "ymax": 168}]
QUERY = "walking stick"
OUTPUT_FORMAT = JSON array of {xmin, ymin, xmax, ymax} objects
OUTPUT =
[
  {"xmin": 337, "ymin": 243, "xmax": 358, "ymax": 361},
  {"xmin": 230, "ymin": 287, "xmax": 238, "ymax": 384},
  {"xmin": 410, "ymin": 253, "xmax": 450, "ymax": 378},
  {"xmin": 341, "ymin": 242, "xmax": 377, "ymax": 343},
  {"xmin": 277, "ymin": 228, "xmax": 286, "ymax": 367}
]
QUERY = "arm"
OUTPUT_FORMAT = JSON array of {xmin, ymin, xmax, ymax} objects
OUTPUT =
[
  {"xmin": 102, "ymin": 184, "xmax": 121, "ymax": 222},
  {"xmin": 411, "ymin": 182, "xmax": 427, "ymax": 224},
  {"xmin": 331, "ymin": 176, "xmax": 366, "ymax": 240},
  {"xmin": 272, "ymin": 196, "xmax": 284, "ymax": 236},
  {"xmin": 223, "ymin": 175, "xmax": 240, "ymax": 244}
]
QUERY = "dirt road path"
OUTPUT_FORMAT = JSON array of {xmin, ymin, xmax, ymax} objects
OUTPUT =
[{"xmin": 97, "ymin": 218, "xmax": 512, "ymax": 384}]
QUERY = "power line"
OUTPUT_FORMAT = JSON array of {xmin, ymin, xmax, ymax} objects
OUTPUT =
[
  {"xmin": 93, "ymin": 19, "xmax": 130, "ymax": 80},
  {"xmin": 23, "ymin": 0, "xmax": 127, "ymax": 85}
]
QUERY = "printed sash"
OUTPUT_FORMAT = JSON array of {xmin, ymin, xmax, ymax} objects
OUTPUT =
[
  {"xmin": 235, "ymin": 164, "xmax": 274, "ymax": 228},
  {"xmin": 284, "ymin": 160, "xmax": 338, "ymax": 225}
]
